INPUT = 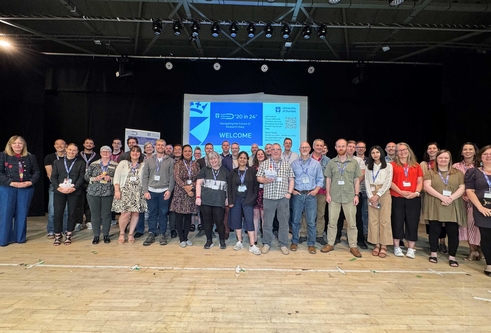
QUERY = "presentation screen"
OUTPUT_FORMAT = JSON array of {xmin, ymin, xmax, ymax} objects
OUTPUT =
[
  {"xmin": 124, "ymin": 128, "xmax": 161, "ymax": 151},
  {"xmin": 183, "ymin": 93, "xmax": 308, "ymax": 155}
]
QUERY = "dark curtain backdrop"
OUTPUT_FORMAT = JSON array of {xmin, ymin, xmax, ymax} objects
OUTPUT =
[{"xmin": 2, "ymin": 52, "xmax": 491, "ymax": 216}]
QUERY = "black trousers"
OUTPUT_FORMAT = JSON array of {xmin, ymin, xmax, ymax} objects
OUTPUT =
[
  {"xmin": 74, "ymin": 186, "xmax": 91, "ymax": 224},
  {"xmin": 391, "ymin": 196, "xmax": 421, "ymax": 241},
  {"xmin": 200, "ymin": 205, "xmax": 225, "ymax": 241},
  {"xmin": 54, "ymin": 193, "xmax": 79, "ymax": 233},
  {"xmin": 479, "ymin": 226, "xmax": 491, "ymax": 265},
  {"xmin": 175, "ymin": 213, "xmax": 192, "ymax": 242},
  {"xmin": 429, "ymin": 221, "xmax": 458, "ymax": 256}
]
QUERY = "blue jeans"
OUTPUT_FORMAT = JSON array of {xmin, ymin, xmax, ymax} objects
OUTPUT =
[
  {"xmin": 135, "ymin": 212, "xmax": 145, "ymax": 234},
  {"xmin": 146, "ymin": 191, "xmax": 169, "ymax": 235},
  {"xmin": 47, "ymin": 185, "xmax": 68, "ymax": 234},
  {"xmin": 0, "ymin": 186, "xmax": 34, "ymax": 246},
  {"xmin": 291, "ymin": 193, "xmax": 317, "ymax": 246}
]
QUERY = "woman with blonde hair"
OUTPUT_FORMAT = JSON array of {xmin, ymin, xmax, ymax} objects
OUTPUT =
[
  {"xmin": 390, "ymin": 142, "xmax": 423, "ymax": 258},
  {"xmin": 0, "ymin": 135, "xmax": 40, "ymax": 246}
]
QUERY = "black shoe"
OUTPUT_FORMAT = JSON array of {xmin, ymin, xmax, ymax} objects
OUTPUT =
[
  {"xmin": 357, "ymin": 241, "xmax": 368, "ymax": 249},
  {"xmin": 143, "ymin": 232, "xmax": 155, "ymax": 246},
  {"xmin": 103, "ymin": 235, "xmax": 111, "ymax": 243},
  {"xmin": 316, "ymin": 237, "xmax": 327, "ymax": 246},
  {"xmin": 189, "ymin": 224, "xmax": 196, "ymax": 232},
  {"xmin": 299, "ymin": 236, "xmax": 307, "ymax": 244},
  {"xmin": 170, "ymin": 230, "xmax": 178, "ymax": 238},
  {"xmin": 204, "ymin": 240, "xmax": 214, "ymax": 249},
  {"xmin": 92, "ymin": 236, "xmax": 100, "ymax": 245},
  {"xmin": 134, "ymin": 232, "xmax": 144, "ymax": 239},
  {"xmin": 196, "ymin": 230, "xmax": 205, "ymax": 237},
  {"xmin": 438, "ymin": 243, "xmax": 448, "ymax": 254},
  {"xmin": 335, "ymin": 238, "xmax": 341, "ymax": 245},
  {"xmin": 399, "ymin": 240, "xmax": 405, "ymax": 248},
  {"xmin": 212, "ymin": 231, "xmax": 216, "ymax": 238},
  {"xmin": 220, "ymin": 239, "xmax": 226, "ymax": 249}
]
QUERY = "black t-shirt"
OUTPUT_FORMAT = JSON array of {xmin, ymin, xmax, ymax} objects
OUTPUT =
[{"xmin": 198, "ymin": 166, "xmax": 229, "ymax": 208}]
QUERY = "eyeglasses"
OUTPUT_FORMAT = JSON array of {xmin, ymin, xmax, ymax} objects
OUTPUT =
[
  {"xmin": 397, "ymin": 148, "xmax": 408, "ymax": 152},
  {"xmin": 300, "ymin": 147, "xmax": 310, "ymax": 149},
  {"xmin": 271, "ymin": 148, "xmax": 281, "ymax": 151},
  {"xmin": 356, "ymin": 146, "xmax": 366, "ymax": 149}
]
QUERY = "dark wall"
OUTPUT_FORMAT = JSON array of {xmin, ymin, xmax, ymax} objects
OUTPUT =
[{"xmin": 2, "ymin": 52, "xmax": 491, "ymax": 216}]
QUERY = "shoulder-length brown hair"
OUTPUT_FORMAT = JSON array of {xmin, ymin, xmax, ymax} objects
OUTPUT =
[
  {"xmin": 394, "ymin": 142, "xmax": 419, "ymax": 167},
  {"xmin": 5, "ymin": 135, "xmax": 28, "ymax": 157},
  {"xmin": 432, "ymin": 149, "xmax": 457, "ymax": 175}
]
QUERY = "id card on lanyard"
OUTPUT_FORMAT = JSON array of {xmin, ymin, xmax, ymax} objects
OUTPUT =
[{"xmin": 481, "ymin": 169, "xmax": 491, "ymax": 199}]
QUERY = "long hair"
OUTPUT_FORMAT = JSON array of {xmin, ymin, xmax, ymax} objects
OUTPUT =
[
  {"xmin": 423, "ymin": 142, "xmax": 440, "ymax": 162},
  {"xmin": 459, "ymin": 141, "xmax": 479, "ymax": 167},
  {"xmin": 432, "ymin": 149, "xmax": 457, "ymax": 175},
  {"xmin": 182, "ymin": 144, "xmax": 193, "ymax": 161},
  {"xmin": 253, "ymin": 149, "xmax": 266, "ymax": 168},
  {"xmin": 237, "ymin": 151, "xmax": 249, "ymax": 168},
  {"xmin": 366, "ymin": 145, "xmax": 387, "ymax": 170},
  {"xmin": 477, "ymin": 145, "xmax": 491, "ymax": 167},
  {"xmin": 394, "ymin": 142, "xmax": 419, "ymax": 167},
  {"xmin": 125, "ymin": 145, "xmax": 144, "ymax": 163},
  {"xmin": 5, "ymin": 135, "xmax": 28, "ymax": 157}
]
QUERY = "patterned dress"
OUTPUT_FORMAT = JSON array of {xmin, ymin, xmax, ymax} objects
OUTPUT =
[
  {"xmin": 254, "ymin": 165, "xmax": 264, "ymax": 210},
  {"xmin": 453, "ymin": 161, "xmax": 480, "ymax": 245},
  {"xmin": 112, "ymin": 161, "xmax": 147, "ymax": 213},
  {"xmin": 170, "ymin": 159, "xmax": 199, "ymax": 214}
]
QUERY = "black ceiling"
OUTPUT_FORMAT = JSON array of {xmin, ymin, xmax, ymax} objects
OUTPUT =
[{"xmin": 1, "ymin": 0, "xmax": 491, "ymax": 63}]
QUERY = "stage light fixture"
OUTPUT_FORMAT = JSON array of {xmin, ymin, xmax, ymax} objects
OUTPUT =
[
  {"xmin": 152, "ymin": 19, "xmax": 163, "ymax": 35},
  {"xmin": 281, "ymin": 24, "xmax": 291, "ymax": 39},
  {"xmin": 229, "ymin": 22, "xmax": 238, "ymax": 38},
  {"xmin": 191, "ymin": 21, "xmax": 200, "ymax": 37},
  {"xmin": 261, "ymin": 64, "xmax": 268, "ymax": 73},
  {"xmin": 308, "ymin": 66, "xmax": 315, "ymax": 74},
  {"xmin": 302, "ymin": 25, "xmax": 312, "ymax": 39},
  {"xmin": 172, "ymin": 21, "xmax": 182, "ymax": 36},
  {"xmin": 165, "ymin": 62, "xmax": 173, "ymax": 70},
  {"xmin": 389, "ymin": 0, "xmax": 405, "ymax": 6},
  {"xmin": 382, "ymin": 45, "xmax": 390, "ymax": 52},
  {"xmin": 317, "ymin": 24, "xmax": 327, "ymax": 39},
  {"xmin": 247, "ymin": 23, "xmax": 256, "ymax": 38},
  {"xmin": 328, "ymin": 0, "xmax": 341, "ymax": 4},
  {"xmin": 213, "ymin": 62, "xmax": 221, "ymax": 71},
  {"xmin": 264, "ymin": 23, "xmax": 273, "ymax": 38},
  {"xmin": 211, "ymin": 22, "xmax": 220, "ymax": 37}
]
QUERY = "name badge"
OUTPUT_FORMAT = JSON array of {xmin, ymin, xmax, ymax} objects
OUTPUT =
[
  {"xmin": 63, "ymin": 178, "xmax": 72, "ymax": 185},
  {"xmin": 238, "ymin": 185, "xmax": 247, "ymax": 192},
  {"xmin": 276, "ymin": 177, "xmax": 283, "ymax": 182},
  {"xmin": 186, "ymin": 179, "xmax": 192, "ymax": 185},
  {"xmin": 100, "ymin": 180, "xmax": 108, "ymax": 184},
  {"xmin": 338, "ymin": 180, "xmax": 345, "ymax": 185},
  {"xmin": 259, "ymin": 184, "xmax": 264, "ymax": 189},
  {"xmin": 370, "ymin": 186, "xmax": 376, "ymax": 191},
  {"xmin": 484, "ymin": 191, "xmax": 491, "ymax": 199},
  {"xmin": 130, "ymin": 176, "xmax": 137, "ymax": 181},
  {"xmin": 264, "ymin": 170, "xmax": 277, "ymax": 179},
  {"xmin": 154, "ymin": 175, "xmax": 160, "ymax": 181},
  {"xmin": 403, "ymin": 181, "xmax": 411, "ymax": 187},
  {"xmin": 442, "ymin": 190, "xmax": 452, "ymax": 197},
  {"xmin": 210, "ymin": 184, "xmax": 219, "ymax": 190},
  {"xmin": 302, "ymin": 177, "xmax": 309, "ymax": 184}
]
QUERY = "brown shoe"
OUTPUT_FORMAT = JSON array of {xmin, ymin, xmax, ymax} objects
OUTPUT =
[
  {"xmin": 308, "ymin": 246, "xmax": 316, "ymax": 254},
  {"xmin": 350, "ymin": 247, "xmax": 362, "ymax": 258},
  {"xmin": 321, "ymin": 244, "xmax": 334, "ymax": 253},
  {"xmin": 290, "ymin": 243, "xmax": 298, "ymax": 251}
]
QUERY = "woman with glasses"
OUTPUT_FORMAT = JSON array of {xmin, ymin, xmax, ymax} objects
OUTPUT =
[
  {"xmin": 390, "ymin": 142, "xmax": 423, "ymax": 258},
  {"xmin": 465, "ymin": 145, "xmax": 491, "ymax": 277}
]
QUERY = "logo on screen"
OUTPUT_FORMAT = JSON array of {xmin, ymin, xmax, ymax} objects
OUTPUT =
[
  {"xmin": 275, "ymin": 107, "xmax": 281, "ymax": 113},
  {"xmin": 190, "ymin": 102, "xmax": 211, "ymax": 145}
]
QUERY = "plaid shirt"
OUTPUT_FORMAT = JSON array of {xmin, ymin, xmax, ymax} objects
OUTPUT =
[{"xmin": 257, "ymin": 158, "xmax": 295, "ymax": 200}]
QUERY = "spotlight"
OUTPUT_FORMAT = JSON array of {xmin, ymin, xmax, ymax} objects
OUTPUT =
[
  {"xmin": 328, "ymin": 0, "xmax": 341, "ymax": 4},
  {"xmin": 266, "ymin": 0, "xmax": 276, "ymax": 2},
  {"xmin": 211, "ymin": 22, "xmax": 220, "ymax": 37},
  {"xmin": 191, "ymin": 21, "xmax": 200, "ymax": 37},
  {"xmin": 247, "ymin": 23, "xmax": 256, "ymax": 38},
  {"xmin": 229, "ymin": 22, "xmax": 238, "ymax": 38},
  {"xmin": 389, "ymin": 0, "xmax": 405, "ymax": 6},
  {"xmin": 213, "ymin": 62, "xmax": 221, "ymax": 71},
  {"xmin": 281, "ymin": 24, "xmax": 291, "ymax": 39},
  {"xmin": 115, "ymin": 57, "xmax": 134, "ymax": 78},
  {"xmin": 172, "ymin": 21, "xmax": 182, "ymax": 36},
  {"xmin": 307, "ymin": 66, "xmax": 315, "ymax": 74},
  {"xmin": 165, "ymin": 62, "xmax": 173, "ymax": 70},
  {"xmin": 317, "ymin": 24, "xmax": 327, "ymax": 39},
  {"xmin": 152, "ymin": 19, "xmax": 163, "ymax": 35},
  {"xmin": 302, "ymin": 25, "xmax": 312, "ymax": 39},
  {"xmin": 261, "ymin": 64, "xmax": 268, "ymax": 72},
  {"xmin": 264, "ymin": 23, "xmax": 273, "ymax": 38},
  {"xmin": 382, "ymin": 45, "xmax": 390, "ymax": 52}
]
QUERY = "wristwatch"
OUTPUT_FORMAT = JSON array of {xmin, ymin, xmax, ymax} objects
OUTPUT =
[{"xmin": 415, "ymin": 191, "xmax": 420, "ymax": 197}]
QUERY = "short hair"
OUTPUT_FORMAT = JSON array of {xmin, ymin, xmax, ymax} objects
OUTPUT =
[
  {"xmin": 347, "ymin": 140, "xmax": 356, "ymax": 146},
  {"xmin": 84, "ymin": 137, "xmax": 94, "ymax": 143},
  {"xmin": 125, "ymin": 145, "xmax": 144, "ymax": 163},
  {"xmin": 207, "ymin": 151, "xmax": 222, "ymax": 168},
  {"xmin": 194, "ymin": 146, "xmax": 201, "ymax": 152},
  {"xmin": 127, "ymin": 137, "xmax": 138, "ymax": 144},
  {"xmin": 313, "ymin": 138, "xmax": 325, "ymax": 147},
  {"xmin": 205, "ymin": 142, "xmax": 214, "ymax": 148},
  {"xmin": 4, "ymin": 135, "xmax": 28, "ymax": 157},
  {"xmin": 173, "ymin": 143, "xmax": 182, "ymax": 149},
  {"xmin": 284, "ymin": 137, "xmax": 292, "ymax": 143},
  {"xmin": 113, "ymin": 138, "xmax": 122, "ymax": 143},
  {"xmin": 143, "ymin": 142, "xmax": 154, "ymax": 150},
  {"xmin": 155, "ymin": 139, "xmax": 166, "ymax": 145},
  {"xmin": 432, "ymin": 149, "xmax": 457, "ymax": 175},
  {"xmin": 67, "ymin": 143, "xmax": 79, "ymax": 150},
  {"xmin": 231, "ymin": 142, "xmax": 239, "ymax": 147}
]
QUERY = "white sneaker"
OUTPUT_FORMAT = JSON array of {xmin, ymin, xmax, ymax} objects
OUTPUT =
[
  {"xmin": 394, "ymin": 247, "xmax": 404, "ymax": 257},
  {"xmin": 406, "ymin": 248, "xmax": 416, "ymax": 259},
  {"xmin": 74, "ymin": 223, "xmax": 82, "ymax": 232},
  {"xmin": 186, "ymin": 240, "xmax": 193, "ymax": 246},
  {"xmin": 249, "ymin": 245, "xmax": 261, "ymax": 255},
  {"xmin": 233, "ymin": 241, "xmax": 243, "ymax": 251},
  {"xmin": 86, "ymin": 222, "xmax": 93, "ymax": 230},
  {"xmin": 179, "ymin": 241, "xmax": 187, "ymax": 248},
  {"xmin": 111, "ymin": 220, "xmax": 117, "ymax": 225}
]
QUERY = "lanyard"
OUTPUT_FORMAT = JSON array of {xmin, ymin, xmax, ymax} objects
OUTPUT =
[
  {"xmin": 238, "ymin": 168, "xmax": 247, "ymax": 185},
  {"xmin": 212, "ymin": 168, "xmax": 220, "ymax": 181},
  {"xmin": 130, "ymin": 162, "xmax": 140, "ymax": 174},
  {"xmin": 371, "ymin": 166, "xmax": 381, "ymax": 182},
  {"xmin": 271, "ymin": 159, "xmax": 282, "ymax": 173},
  {"xmin": 81, "ymin": 152, "xmax": 96, "ymax": 168},
  {"xmin": 403, "ymin": 164, "xmax": 409, "ymax": 178},
  {"xmin": 481, "ymin": 169, "xmax": 491, "ymax": 190},
  {"xmin": 100, "ymin": 160, "xmax": 109, "ymax": 173},
  {"xmin": 183, "ymin": 159, "xmax": 193, "ymax": 179},
  {"xmin": 156, "ymin": 157, "xmax": 163, "ymax": 172},
  {"xmin": 64, "ymin": 157, "xmax": 76, "ymax": 177},
  {"xmin": 300, "ymin": 158, "xmax": 312, "ymax": 176},
  {"xmin": 282, "ymin": 152, "xmax": 291, "ymax": 163},
  {"xmin": 337, "ymin": 160, "xmax": 348, "ymax": 175},
  {"xmin": 438, "ymin": 170, "xmax": 449, "ymax": 187}
]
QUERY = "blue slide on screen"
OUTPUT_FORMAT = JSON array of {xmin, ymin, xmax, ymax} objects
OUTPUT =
[{"xmin": 183, "ymin": 93, "xmax": 307, "ymax": 154}]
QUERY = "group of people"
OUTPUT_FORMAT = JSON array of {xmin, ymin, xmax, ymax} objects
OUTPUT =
[{"xmin": 2, "ymin": 135, "xmax": 491, "ymax": 276}]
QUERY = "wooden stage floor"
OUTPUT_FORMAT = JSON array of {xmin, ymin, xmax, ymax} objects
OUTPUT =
[{"xmin": 0, "ymin": 216, "xmax": 490, "ymax": 332}]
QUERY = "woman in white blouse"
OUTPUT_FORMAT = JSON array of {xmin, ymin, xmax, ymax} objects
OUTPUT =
[{"xmin": 365, "ymin": 145, "xmax": 393, "ymax": 258}]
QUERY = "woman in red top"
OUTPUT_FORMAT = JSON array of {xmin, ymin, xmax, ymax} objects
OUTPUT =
[{"xmin": 390, "ymin": 142, "xmax": 423, "ymax": 259}]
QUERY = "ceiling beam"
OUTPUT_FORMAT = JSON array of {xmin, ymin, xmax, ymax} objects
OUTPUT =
[
  {"xmin": 342, "ymin": 8, "xmax": 350, "ymax": 59},
  {"xmin": 133, "ymin": 2, "xmax": 143, "ymax": 55},
  {"xmin": 291, "ymin": 0, "xmax": 304, "ymax": 22},
  {"xmin": 300, "ymin": 6, "xmax": 338, "ymax": 59}
]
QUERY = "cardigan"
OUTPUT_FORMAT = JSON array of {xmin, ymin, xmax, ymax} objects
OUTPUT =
[{"xmin": 0, "ymin": 152, "xmax": 40, "ymax": 187}]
